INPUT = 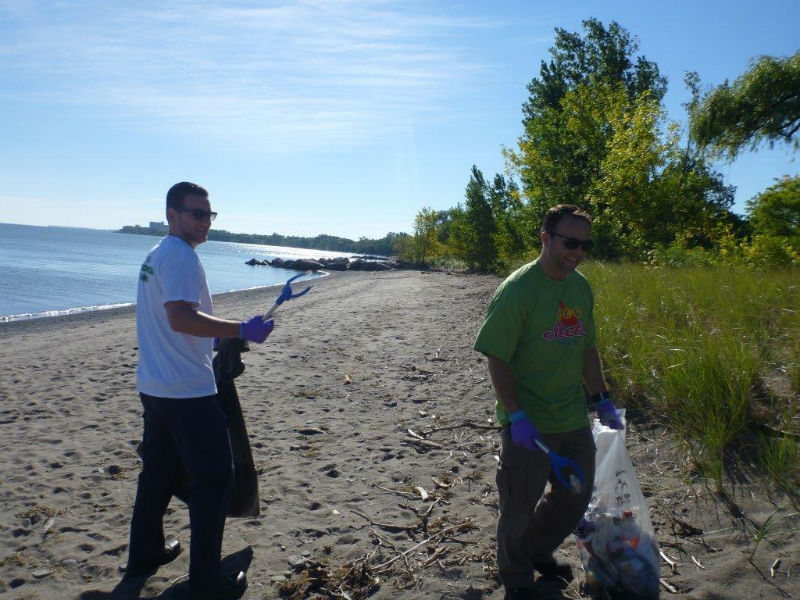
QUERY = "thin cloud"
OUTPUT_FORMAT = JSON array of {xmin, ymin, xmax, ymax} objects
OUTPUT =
[{"xmin": 1, "ymin": 0, "xmax": 500, "ymax": 153}]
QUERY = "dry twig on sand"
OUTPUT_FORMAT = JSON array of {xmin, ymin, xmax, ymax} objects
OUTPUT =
[
  {"xmin": 660, "ymin": 578, "xmax": 679, "ymax": 593},
  {"xmin": 350, "ymin": 510, "xmax": 420, "ymax": 534},
  {"xmin": 659, "ymin": 548, "xmax": 678, "ymax": 573}
]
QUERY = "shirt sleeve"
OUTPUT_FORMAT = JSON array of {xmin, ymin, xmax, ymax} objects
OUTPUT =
[
  {"xmin": 160, "ymin": 256, "xmax": 203, "ymax": 307},
  {"xmin": 473, "ymin": 281, "xmax": 526, "ymax": 363}
]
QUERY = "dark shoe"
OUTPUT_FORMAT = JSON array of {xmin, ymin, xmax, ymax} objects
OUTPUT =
[
  {"xmin": 221, "ymin": 570, "xmax": 247, "ymax": 599},
  {"xmin": 504, "ymin": 587, "xmax": 533, "ymax": 600},
  {"xmin": 123, "ymin": 538, "xmax": 182, "ymax": 577},
  {"xmin": 188, "ymin": 570, "xmax": 248, "ymax": 600},
  {"xmin": 531, "ymin": 557, "xmax": 572, "ymax": 581}
]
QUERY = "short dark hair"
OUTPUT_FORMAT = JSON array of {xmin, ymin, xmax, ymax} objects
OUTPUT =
[
  {"xmin": 541, "ymin": 204, "xmax": 592, "ymax": 233},
  {"xmin": 166, "ymin": 182, "xmax": 208, "ymax": 211}
]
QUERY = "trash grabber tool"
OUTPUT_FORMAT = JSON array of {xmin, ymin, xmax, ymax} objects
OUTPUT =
[
  {"xmin": 262, "ymin": 272, "xmax": 312, "ymax": 320},
  {"xmin": 534, "ymin": 438, "xmax": 585, "ymax": 495}
]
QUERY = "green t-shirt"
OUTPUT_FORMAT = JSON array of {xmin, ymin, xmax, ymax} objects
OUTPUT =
[{"xmin": 474, "ymin": 259, "xmax": 596, "ymax": 433}]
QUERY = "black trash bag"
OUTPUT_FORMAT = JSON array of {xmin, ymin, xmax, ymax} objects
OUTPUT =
[
  {"xmin": 212, "ymin": 337, "xmax": 260, "ymax": 518},
  {"xmin": 138, "ymin": 338, "xmax": 261, "ymax": 518}
]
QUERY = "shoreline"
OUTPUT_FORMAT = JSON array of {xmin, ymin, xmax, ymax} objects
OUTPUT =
[{"xmin": 0, "ymin": 270, "xmax": 340, "ymax": 337}]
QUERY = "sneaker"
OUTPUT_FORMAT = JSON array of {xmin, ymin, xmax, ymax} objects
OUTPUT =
[{"xmin": 123, "ymin": 538, "xmax": 182, "ymax": 578}]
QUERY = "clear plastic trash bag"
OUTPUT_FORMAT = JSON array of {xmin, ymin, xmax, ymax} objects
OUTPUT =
[{"xmin": 576, "ymin": 410, "xmax": 660, "ymax": 599}]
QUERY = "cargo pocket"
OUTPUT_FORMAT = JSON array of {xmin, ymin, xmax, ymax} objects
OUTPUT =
[{"xmin": 496, "ymin": 428, "xmax": 530, "ymax": 515}]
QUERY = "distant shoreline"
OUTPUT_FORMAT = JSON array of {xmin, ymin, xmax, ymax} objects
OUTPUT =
[{"xmin": 118, "ymin": 224, "xmax": 406, "ymax": 257}]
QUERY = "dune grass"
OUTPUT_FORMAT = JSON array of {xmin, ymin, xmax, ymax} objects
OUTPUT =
[{"xmin": 580, "ymin": 262, "xmax": 800, "ymax": 497}]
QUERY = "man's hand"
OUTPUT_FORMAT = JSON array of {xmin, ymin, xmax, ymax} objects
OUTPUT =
[
  {"xmin": 239, "ymin": 316, "xmax": 274, "ymax": 343},
  {"xmin": 597, "ymin": 398, "xmax": 624, "ymax": 430},
  {"xmin": 508, "ymin": 410, "xmax": 541, "ymax": 451}
]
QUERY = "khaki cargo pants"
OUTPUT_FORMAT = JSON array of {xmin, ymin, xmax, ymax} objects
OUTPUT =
[{"xmin": 496, "ymin": 425, "xmax": 595, "ymax": 588}]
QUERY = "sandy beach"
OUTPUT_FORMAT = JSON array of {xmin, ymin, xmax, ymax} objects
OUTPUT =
[{"xmin": 1, "ymin": 270, "xmax": 797, "ymax": 599}]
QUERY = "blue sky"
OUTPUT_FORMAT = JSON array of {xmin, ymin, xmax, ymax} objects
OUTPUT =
[{"xmin": 1, "ymin": 0, "xmax": 798, "ymax": 239}]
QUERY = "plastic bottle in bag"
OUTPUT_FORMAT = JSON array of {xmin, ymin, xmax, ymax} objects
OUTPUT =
[{"xmin": 620, "ymin": 509, "xmax": 640, "ymax": 549}]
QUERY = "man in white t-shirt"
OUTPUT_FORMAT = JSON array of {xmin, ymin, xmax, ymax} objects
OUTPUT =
[{"xmin": 121, "ymin": 182, "xmax": 273, "ymax": 600}]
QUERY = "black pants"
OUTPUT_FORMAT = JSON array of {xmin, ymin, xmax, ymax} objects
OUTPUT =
[{"xmin": 128, "ymin": 393, "xmax": 233, "ymax": 598}]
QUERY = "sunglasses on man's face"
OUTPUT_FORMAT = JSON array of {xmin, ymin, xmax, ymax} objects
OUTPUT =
[
  {"xmin": 549, "ymin": 231, "xmax": 594, "ymax": 251},
  {"xmin": 176, "ymin": 208, "xmax": 217, "ymax": 222}
]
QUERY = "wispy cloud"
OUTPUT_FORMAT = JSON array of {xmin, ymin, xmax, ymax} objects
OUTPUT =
[{"xmin": 1, "ymin": 0, "xmax": 499, "ymax": 152}]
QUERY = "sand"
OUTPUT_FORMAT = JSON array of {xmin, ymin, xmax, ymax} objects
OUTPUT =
[{"xmin": 0, "ymin": 270, "xmax": 797, "ymax": 599}]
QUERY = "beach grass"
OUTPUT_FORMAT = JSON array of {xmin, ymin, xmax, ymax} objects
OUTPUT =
[{"xmin": 581, "ymin": 262, "xmax": 800, "ymax": 496}]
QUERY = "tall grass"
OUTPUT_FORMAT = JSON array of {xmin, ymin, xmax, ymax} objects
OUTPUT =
[{"xmin": 580, "ymin": 262, "xmax": 800, "ymax": 496}]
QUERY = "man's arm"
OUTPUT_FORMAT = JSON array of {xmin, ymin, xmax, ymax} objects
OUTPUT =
[
  {"xmin": 164, "ymin": 301, "xmax": 242, "ymax": 338},
  {"xmin": 582, "ymin": 346, "xmax": 608, "ymax": 396},
  {"xmin": 487, "ymin": 355, "xmax": 523, "ymax": 415}
]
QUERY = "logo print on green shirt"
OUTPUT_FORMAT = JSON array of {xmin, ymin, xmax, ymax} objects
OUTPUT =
[{"xmin": 542, "ymin": 300, "xmax": 586, "ymax": 341}]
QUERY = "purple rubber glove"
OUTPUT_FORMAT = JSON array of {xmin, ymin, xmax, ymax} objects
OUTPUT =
[
  {"xmin": 508, "ymin": 409, "xmax": 541, "ymax": 451},
  {"xmin": 239, "ymin": 316, "xmax": 274, "ymax": 343},
  {"xmin": 597, "ymin": 397, "xmax": 624, "ymax": 430}
]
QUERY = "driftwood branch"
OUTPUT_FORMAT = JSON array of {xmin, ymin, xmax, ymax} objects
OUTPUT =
[
  {"xmin": 660, "ymin": 578, "xmax": 678, "ymax": 593},
  {"xmin": 659, "ymin": 548, "xmax": 678, "ymax": 573},
  {"xmin": 372, "ymin": 523, "xmax": 462, "ymax": 572},
  {"xmin": 401, "ymin": 437, "xmax": 443, "ymax": 450},
  {"xmin": 375, "ymin": 485, "xmax": 421, "ymax": 500},
  {"xmin": 351, "ymin": 510, "xmax": 419, "ymax": 533}
]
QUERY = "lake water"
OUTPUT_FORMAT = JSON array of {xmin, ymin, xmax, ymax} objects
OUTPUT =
[{"xmin": 0, "ymin": 223, "xmax": 350, "ymax": 322}]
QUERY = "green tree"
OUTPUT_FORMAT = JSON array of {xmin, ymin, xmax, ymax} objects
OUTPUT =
[
  {"xmin": 746, "ymin": 175, "xmax": 800, "ymax": 247},
  {"xmin": 412, "ymin": 207, "xmax": 442, "ymax": 264},
  {"xmin": 489, "ymin": 174, "xmax": 526, "ymax": 269},
  {"xmin": 586, "ymin": 84, "xmax": 666, "ymax": 257},
  {"xmin": 392, "ymin": 233, "xmax": 415, "ymax": 262},
  {"xmin": 506, "ymin": 18, "xmax": 668, "ymax": 254},
  {"xmin": 508, "ymin": 38, "xmax": 745, "ymax": 261},
  {"xmin": 690, "ymin": 52, "xmax": 800, "ymax": 158},
  {"xmin": 652, "ymin": 73, "xmax": 740, "ymax": 252},
  {"xmin": 463, "ymin": 165, "xmax": 497, "ymax": 270},
  {"xmin": 525, "ymin": 18, "xmax": 666, "ymax": 117},
  {"xmin": 444, "ymin": 204, "xmax": 470, "ymax": 262}
]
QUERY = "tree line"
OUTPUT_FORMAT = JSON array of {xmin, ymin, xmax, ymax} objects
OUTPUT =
[
  {"xmin": 401, "ymin": 19, "xmax": 800, "ymax": 272},
  {"xmin": 118, "ymin": 225, "xmax": 409, "ymax": 258}
]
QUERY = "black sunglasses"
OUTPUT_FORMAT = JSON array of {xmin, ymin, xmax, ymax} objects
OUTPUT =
[
  {"xmin": 176, "ymin": 208, "xmax": 217, "ymax": 222},
  {"xmin": 549, "ymin": 231, "xmax": 594, "ymax": 251}
]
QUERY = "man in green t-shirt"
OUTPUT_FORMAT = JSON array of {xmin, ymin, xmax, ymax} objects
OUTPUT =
[{"xmin": 474, "ymin": 204, "xmax": 624, "ymax": 599}]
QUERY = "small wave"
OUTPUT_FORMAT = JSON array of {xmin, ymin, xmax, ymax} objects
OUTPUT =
[{"xmin": 0, "ymin": 302, "xmax": 134, "ymax": 323}]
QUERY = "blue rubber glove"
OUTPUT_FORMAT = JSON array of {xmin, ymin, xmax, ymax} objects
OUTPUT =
[
  {"xmin": 597, "ymin": 398, "xmax": 624, "ymax": 430},
  {"xmin": 508, "ymin": 409, "xmax": 541, "ymax": 451},
  {"xmin": 239, "ymin": 316, "xmax": 274, "ymax": 343}
]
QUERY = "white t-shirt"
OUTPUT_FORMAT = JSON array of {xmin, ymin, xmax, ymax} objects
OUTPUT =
[{"xmin": 135, "ymin": 235, "xmax": 217, "ymax": 398}]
